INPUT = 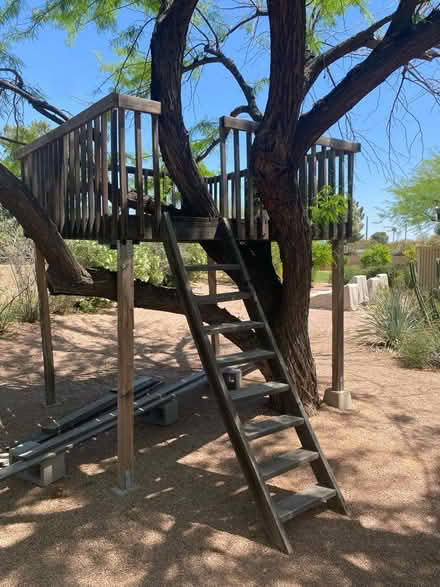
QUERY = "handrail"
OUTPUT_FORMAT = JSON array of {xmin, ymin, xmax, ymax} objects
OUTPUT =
[
  {"xmin": 220, "ymin": 115, "xmax": 361, "ymax": 154},
  {"xmin": 18, "ymin": 93, "xmax": 161, "ymax": 159}
]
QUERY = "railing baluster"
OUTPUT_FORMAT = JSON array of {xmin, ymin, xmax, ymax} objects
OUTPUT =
[
  {"xmin": 80, "ymin": 125, "xmax": 88, "ymax": 236},
  {"xmin": 87, "ymin": 120, "xmax": 95, "ymax": 239},
  {"xmin": 101, "ymin": 113, "xmax": 109, "ymax": 242},
  {"xmin": 246, "ymin": 131, "xmax": 255, "ymax": 239},
  {"xmin": 233, "ymin": 130, "xmax": 241, "ymax": 232},
  {"xmin": 74, "ymin": 128, "xmax": 81, "ymax": 236},
  {"xmin": 60, "ymin": 136, "xmax": 67, "ymax": 234},
  {"xmin": 135, "ymin": 111, "xmax": 144, "ymax": 240},
  {"xmin": 111, "ymin": 108, "xmax": 119, "ymax": 243},
  {"xmin": 68, "ymin": 132, "xmax": 75, "ymax": 235},
  {"xmin": 347, "ymin": 152, "xmax": 354, "ymax": 240},
  {"xmin": 118, "ymin": 108, "xmax": 128, "ymax": 241},
  {"xmin": 94, "ymin": 116, "xmax": 101, "ymax": 239},
  {"xmin": 328, "ymin": 148, "xmax": 336, "ymax": 240},
  {"xmin": 152, "ymin": 113, "xmax": 161, "ymax": 234},
  {"xmin": 219, "ymin": 120, "xmax": 228, "ymax": 217}
]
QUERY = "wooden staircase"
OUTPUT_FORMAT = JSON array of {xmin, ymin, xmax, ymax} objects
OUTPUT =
[{"xmin": 162, "ymin": 213, "xmax": 347, "ymax": 554}]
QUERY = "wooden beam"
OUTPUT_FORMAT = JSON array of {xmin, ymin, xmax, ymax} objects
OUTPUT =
[
  {"xmin": 331, "ymin": 240, "xmax": 344, "ymax": 391},
  {"xmin": 34, "ymin": 245, "xmax": 56, "ymax": 406},
  {"xmin": 117, "ymin": 240, "xmax": 135, "ymax": 490}
]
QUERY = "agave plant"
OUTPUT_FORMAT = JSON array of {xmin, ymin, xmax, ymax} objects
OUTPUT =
[{"xmin": 361, "ymin": 288, "xmax": 423, "ymax": 350}]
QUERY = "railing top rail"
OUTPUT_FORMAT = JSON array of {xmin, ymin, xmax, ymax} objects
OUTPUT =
[
  {"xmin": 220, "ymin": 115, "xmax": 361, "ymax": 153},
  {"xmin": 18, "ymin": 92, "xmax": 161, "ymax": 159}
]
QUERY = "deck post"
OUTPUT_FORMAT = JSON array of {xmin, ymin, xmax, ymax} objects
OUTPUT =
[
  {"xmin": 207, "ymin": 257, "xmax": 220, "ymax": 355},
  {"xmin": 34, "ymin": 245, "xmax": 56, "ymax": 406},
  {"xmin": 324, "ymin": 239, "xmax": 352, "ymax": 410},
  {"xmin": 117, "ymin": 240, "xmax": 135, "ymax": 491}
]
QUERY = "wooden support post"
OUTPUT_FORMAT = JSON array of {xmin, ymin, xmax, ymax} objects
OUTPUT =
[
  {"xmin": 34, "ymin": 245, "xmax": 56, "ymax": 406},
  {"xmin": 117, "ymin": 240, "xmax": 135, "ymax": 491},
  {"xmin": 324, "ymin": 240, "xmax": 352, "ymax": 410},
  {"xmin": 207, "ymin": 257, "xmax": 220, "ymax": 355}
]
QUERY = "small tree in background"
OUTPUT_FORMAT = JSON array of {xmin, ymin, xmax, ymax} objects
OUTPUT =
[
  {"xmin": 371, "ymin": 231, "xmax": 389, "ymax": 245},
  {"xmin": 361, "ymin": 244, "xmax": 392, "ymax": 267}
]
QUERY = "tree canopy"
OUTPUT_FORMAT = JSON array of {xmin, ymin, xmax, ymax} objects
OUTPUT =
[{"xmin": 382, "ymin": 154, "xmax": 440, "ymax": 233}]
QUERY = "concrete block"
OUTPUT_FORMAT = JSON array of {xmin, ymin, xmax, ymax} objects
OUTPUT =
[
  {"xmin": 223, "ymin": 367, "xmax": 242, "ymax": 390},
  {"xmin": 344, "ymin": 283, "xmax": 360, "ymax": 311},
  {"xmin": 349, "ymin": 275, "xmax": 369, "ymax": 304},
  {"xmin": 143, "ymin": 397, "xmax": 178, "ymax": 426},
  {"xmin": 323, "ymin": 389, "xmax": 352, "ymax": 410},
  {"xmin": 309, "ymin": 291, "xmax": 332, "ymax": 310},
  {"xmin": 376, "ymin": 273, "xmax": 389, "ymax": 289},
  {"xmin": 9, "ymin": 442, "xmax": 66, "ymax": 487},
  {"xmin": 367, "ymin": 277, "xmax": 381, "ymax": 303}
]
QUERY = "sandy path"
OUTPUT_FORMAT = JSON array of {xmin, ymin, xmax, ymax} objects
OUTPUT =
[{"xmin": 0, "ymin": 290, "xmax": 439, "ymax": 586}]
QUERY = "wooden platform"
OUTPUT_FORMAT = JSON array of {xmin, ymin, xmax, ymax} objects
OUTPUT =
[{"xmin": 18, "ymin": 92, "xmax": 360, "ymax": 244}]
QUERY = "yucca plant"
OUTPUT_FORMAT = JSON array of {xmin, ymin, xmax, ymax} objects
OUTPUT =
[{"xmin": 361, "ymin": 288, "xmax": 423, "ymax": 349}]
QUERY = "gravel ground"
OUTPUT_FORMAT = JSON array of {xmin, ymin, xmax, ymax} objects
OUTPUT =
[{"xmin": 0, "ymin": 287, "xmax": 439, "ymax": 586}]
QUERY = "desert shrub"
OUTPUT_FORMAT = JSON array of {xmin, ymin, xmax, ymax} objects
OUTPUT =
[
  {"xmin": 399, "ymin": 328, "xmax": 440, "ymax": 369},
  {"xmin": 360, "ymin": 244, "xmax": 392, "ymax": 267},
  {"xmin": 403, "ymin": 244, "xmax": 417, "ymax": 262},
  {"xmin": 361, "ymin": 288, "xmax": 422, "ymax": 349},
  {"xmin": 75, "ymin": 297, "xmax": 114, "ymax": 313}
]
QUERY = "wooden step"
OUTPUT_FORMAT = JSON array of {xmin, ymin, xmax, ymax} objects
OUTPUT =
[
  {"xmin": 204, "ymin": 321, "xmax": 264, "ymax": 335},
  {"xmin": 185, "ymin": 264, "xmax": 240, "ymax": 272},
  {"xmin": 230, "ymin": 381, "xmax": 290, "ymax": 402},
  {"xmin": 194, "ymin": 291, "xmax": 251, "ymax": 304},
  {"xmin": 260, "ymin": 448, "xmax": 319, "ymax": 481},
  {"xmin": 274, "ymin": 486, "xmax": 337, "ymax": 523},
  {"xmin": 243, "ymin": 415, "xmax": 304, "ymax": 441},
  {"xmin": 217, "ymin": 348, "xmax": 275, "ymax": 368}
]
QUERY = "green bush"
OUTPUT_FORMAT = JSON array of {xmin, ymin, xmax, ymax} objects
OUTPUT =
[
  {"xmin": 403, "ymin": 244, "xmax": 417, "ymax": 262},
  {"xmin": 361, "ymin": 288, "xmax": 422, "ymax": 349},
  {"xmin": 360, "ymin": 244, "xmax": 392, "ymax": 267},
  {"xmin": 344, "ymin": 266, "xmax": 360, "ymax": 285},
  {"xmin": 271, "ymin": 243, "xmax": 282, "ymax": 279},
  {"xmin": 399, "ymin": 328, "xmax": 440, "ymax": 369}
]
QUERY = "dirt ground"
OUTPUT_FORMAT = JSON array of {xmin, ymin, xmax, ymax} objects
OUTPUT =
[{"xmin": 0, "ymin": 287, "xmax": 439, "ymax": 586}]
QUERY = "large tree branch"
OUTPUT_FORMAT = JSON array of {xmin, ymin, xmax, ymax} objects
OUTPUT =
[
  {"xmin": 150, "ymin": 0, "xmax": 217, "ymax": 217},
  {"xmin": 295, "ymin": 8, "xmax": 440, "ymax": 159}
]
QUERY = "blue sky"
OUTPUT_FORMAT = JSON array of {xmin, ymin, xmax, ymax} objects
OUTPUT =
[{"xmin": 8, "ymin": 1, "xmax": 440, "ymax": 240}]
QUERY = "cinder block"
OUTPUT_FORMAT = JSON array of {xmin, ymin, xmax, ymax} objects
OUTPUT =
[
  {"xmin": 9, "ymin": 442, "xmax": 66, "ymax": 487},
  {"xmin": 367, "ymin": 277, "xmax": 381, "ymax": 303},
  {"xmin": 344, "ymin": 283, "xmax": 360, "ymax": 311},
  {"xmin": 223, "ymin": 367, "xmax": 242, "ymax": 390},
  {"xmin": 376, "ymin": 273, "xmax": 389, "ymax": 289},
  {"xmin": 143, "ymin": 397, "xmax": 178, "ymax": 426},
  {"xmin": 349, "ymin": 275, "xmax": 369, "ymax": 304}
]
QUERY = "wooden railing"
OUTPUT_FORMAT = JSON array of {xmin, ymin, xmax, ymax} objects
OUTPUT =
[
  {"xmin": 18, "ymin": 92, "xmax": 361, "ymax": 243},
  {"xmin": 18, "ymin": 92, "xmax": 162, "ymax": 242},
  {"xmin": 217, "ymin": 116, "xmax": 361, "ymax": 240}
]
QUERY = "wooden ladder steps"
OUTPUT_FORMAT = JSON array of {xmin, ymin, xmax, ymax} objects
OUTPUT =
[
  {"xmin": 243, "ymin": 415, "xmax": 304, "ymax": 441},
  {"xmin": 275, "ymin": 486, "xmax": 337, "ymax": 523},
  {"xmin": 217, "ymin": 348, "xmax": 275, "ymax": 368},
  {"xmin": 230, "ymin": 381, "xmax": 290, "ymax": 402},
  {"xmin": 260, "ymin": 448, "xmax": 319, "ymax": 481},
  {"xmin": 204, "ymin": 321, "xmax": 264, "ymax": 335},
  {"xmin": 185, "ymin": 264, "xmax": 240, "ymax": 272},
  {"xmin": 195, "ymin": 291, "xmax": 251, "ymax": 304}
]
